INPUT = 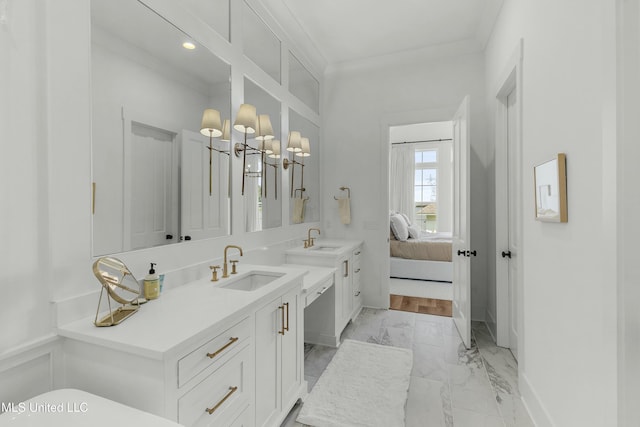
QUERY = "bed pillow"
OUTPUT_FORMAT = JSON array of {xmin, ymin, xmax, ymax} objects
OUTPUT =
[
  {"xmin": 390, "ymin": 214, "xmax": 409, "ymax": 241},
  {"xmin": 408, "ymin": 224, "xmax": 420, "ymax": 239},
  {"xmin": 399, "ymin": 213, "xmax": 411, "ymax": 226}
]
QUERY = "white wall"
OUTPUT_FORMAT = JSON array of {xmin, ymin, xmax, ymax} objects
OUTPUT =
[
  {"xmin": 484, "ymin": 0, "xmax": 618, "ymax": 425},
  {"xmin": 322, "ymin": 52, "xmax": 488, "ymax": 316},
  {"xmin": 616, "ymin": 1, "xmax": 640, "ymax": 425},
  {"xmin": 0, "ymin": 0, "xmax": 53, "ymax": 354}
]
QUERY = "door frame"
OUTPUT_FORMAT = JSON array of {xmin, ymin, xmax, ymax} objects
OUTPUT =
[
  {"xmin": 495, "ymin": 40, "xmax": 524, "ymax": 359},
  {"xmin": 380, "ymin": 107, "xmax": 457, "ymax": 308}
]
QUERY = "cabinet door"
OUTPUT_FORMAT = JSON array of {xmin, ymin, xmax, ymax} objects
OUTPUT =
[
  {"xmin": 340, "ymin": 256, "xmax": 353, "ymax": 323},
  {"xmin": 280, "ymin": 288, "xmax": 300, "ymax": 405},
  {"xmin": 255, "ymin": 297, "xmax": 282, "ymax": 427}
]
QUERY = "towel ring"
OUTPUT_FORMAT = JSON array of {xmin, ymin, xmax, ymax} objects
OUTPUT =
[{"xmin": 333, "ymin": 186, "xmax": 351, "ymax": 200}]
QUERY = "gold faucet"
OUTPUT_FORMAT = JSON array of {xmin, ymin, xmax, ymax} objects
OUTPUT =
[
  {"xmin": 223, "ymin": 245, "xmax": 243, "ymax": 278},
  {"xmin": 305, "ymin": 228, "xmax": 321, "ymax": 248}
]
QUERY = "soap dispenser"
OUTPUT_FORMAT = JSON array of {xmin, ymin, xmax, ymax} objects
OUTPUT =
[{"xmin": 144, "ymin": 263, "xmax": 160, "ymax": 300}]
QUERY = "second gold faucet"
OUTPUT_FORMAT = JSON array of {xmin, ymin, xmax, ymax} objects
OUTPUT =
[
  {"xmin": 304, "ymin": 228, "xmax": 321, "ymax": 248},
  {"xmin": 223, "ymin": 245, "xmax": 243, "ymax": 278}
]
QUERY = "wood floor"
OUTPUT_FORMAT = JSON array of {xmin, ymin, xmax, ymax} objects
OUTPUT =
[{"xmin": 390, "ymin": 294, "xmax": 452, "ymax": 317}]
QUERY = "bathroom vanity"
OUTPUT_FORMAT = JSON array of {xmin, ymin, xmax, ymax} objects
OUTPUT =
[
  {"xmin": 58, "ymin": 265, "xmax": 307, "ymax": 427},
  {"xmin": 285, "ymin": 240, "xmax": 363, "ymax": 347}
]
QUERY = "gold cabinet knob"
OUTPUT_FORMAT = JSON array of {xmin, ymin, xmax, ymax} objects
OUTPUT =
[{"xmin": 210, "ymin": 265, "xmax": 221, "ymax": 282}]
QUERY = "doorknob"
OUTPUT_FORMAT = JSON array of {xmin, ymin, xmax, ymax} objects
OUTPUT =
[
  {"xmin": 501, "ymin": 250, "xmax": 512, "ymax": 259},
  {"xmin": 457, "ymin": 250, "xmax": 466, "ymax": 256}
]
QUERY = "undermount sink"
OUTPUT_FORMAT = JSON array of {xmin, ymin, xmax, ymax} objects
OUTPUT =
[
  {"xmin": 219, "ymin": 271, "xmax": 285, "ymax": 291},
  {"xmin": 309, "ymin": 245, "xmax": 342, "ymax": 252}
]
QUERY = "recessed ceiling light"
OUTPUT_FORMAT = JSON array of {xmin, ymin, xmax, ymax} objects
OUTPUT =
[{"xmin": 182, "ymin": 41, "xmax": 196, "ymax": 50}]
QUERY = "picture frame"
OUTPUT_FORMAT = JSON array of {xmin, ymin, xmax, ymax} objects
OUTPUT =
[{"xmin": 534, "ymin": 153, "xmax": 567, "ymax": 222}]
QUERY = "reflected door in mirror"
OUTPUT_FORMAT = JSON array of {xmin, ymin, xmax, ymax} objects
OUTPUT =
[
  {"xmin": 126, "ymin": 122, "xmax": 178, "ymax": 251},
  {"xmin": 181, "ymin": 130, "xmax": 229, "ymax": 240}
]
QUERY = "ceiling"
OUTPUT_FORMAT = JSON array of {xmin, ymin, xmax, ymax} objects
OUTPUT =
[{"xmin": 261, "ymin": 0, "xmax": 504, "ymax": 69}]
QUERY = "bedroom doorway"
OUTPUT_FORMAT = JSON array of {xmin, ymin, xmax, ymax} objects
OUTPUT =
[{"xmin": 388, "ymin": 120, "xmax": 454, "ymax": 314}]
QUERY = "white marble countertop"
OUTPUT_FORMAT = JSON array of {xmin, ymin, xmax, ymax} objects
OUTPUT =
[
  {"xmin": 57, "ymin": 264, "xmax": 305, "ymax": 361},
  {"xmin": 281, "ymin": 264, "xmax": 335, "ymax": 294},
  {"xmin": 284, "ymin": 239, "xmax": 363, "ymax": 258}
]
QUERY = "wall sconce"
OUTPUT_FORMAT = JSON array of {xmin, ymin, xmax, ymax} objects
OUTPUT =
[
  {"xmin": 200, "ymin": 108, "xmax": 224, "ymax": 196},
  {"xmin": 283, "ymin": 132, "xmax": 311, "ymax": 198}
]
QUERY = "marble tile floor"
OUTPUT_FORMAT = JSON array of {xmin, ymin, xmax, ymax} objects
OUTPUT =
[{"xmin": 281, "ymin": 308, "xmax": 535, "ymax": 427}]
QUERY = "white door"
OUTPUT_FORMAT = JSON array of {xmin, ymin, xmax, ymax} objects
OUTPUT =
[
  {"xmin": 126, "ymin": 122, "xmax": 177, "ymax": 251},
  {"xmin": 180, "ymin": 129, "xmax": 229, "ymax": 241},
  {"xmin": 506, "ymin": 89, "xmax": 520, "ymax": 359},
  {"xmin": 452, "ymin": 96, "xmax": 472, "ymax": 349}
]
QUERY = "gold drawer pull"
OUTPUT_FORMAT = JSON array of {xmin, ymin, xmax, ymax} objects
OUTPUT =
[
  {"xmin": 284, "ymin": 302, "xmax": 290, "ymax": 332},
  {"xmin": 206, "ymin": 337, "xmax": 239, "ymax": 359},
  {"xmin": 205, "ymin": 386, "xmax": 238, "ymax": 415},
  {"xmin": 278, "ymin": 305, "xmax": 285, "ymax": 335}
]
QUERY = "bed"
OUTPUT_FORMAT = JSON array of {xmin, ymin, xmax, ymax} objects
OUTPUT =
[{"xmin": 389, "ymin": 231, "xmax": 453, "ymax": 282}]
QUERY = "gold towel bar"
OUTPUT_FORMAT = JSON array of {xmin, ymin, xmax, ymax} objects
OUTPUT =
[{"xmin": 334, "ymin": 186, "xmax": 350, "ymax": 200}]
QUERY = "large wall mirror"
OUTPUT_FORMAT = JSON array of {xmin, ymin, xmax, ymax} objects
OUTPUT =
[
  {"xmin": 180, "ymin": 0, "xmax": 230, "ymax": 42},
  {"xmin": 243, "ymin": 78, "xmax": 283, "ymax": 232},
  {"xmin": 242, "ymin": 1, "xmax": 281, "ymax": 83},
  {"xmin": 91, "ymin": 0, "xmax": 232, "ymax": 256},
  {"xmin": 288, "ymin": 109, "xmax": 320, "ymax": 224},
  {"xmin": 288, "ymin": 52, "xmax": 319, "ymax": 113}
]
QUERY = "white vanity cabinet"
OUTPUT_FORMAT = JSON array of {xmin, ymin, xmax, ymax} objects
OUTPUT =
[
  {"xmin": 58, "ymin": 265, "xmax": 306, "ymax": 427},
  {"xmin": 254, "ymin": 287, "xmax": 302, "ymax": 427},
  {"xmin": 285, "ymin": 240, "xmax": 363, "ymax": 347}
]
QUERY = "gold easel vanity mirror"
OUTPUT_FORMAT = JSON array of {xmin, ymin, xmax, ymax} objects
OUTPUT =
[{"xmin": 93, "ymin": 257, "xmax": 141, "ymax": 327}]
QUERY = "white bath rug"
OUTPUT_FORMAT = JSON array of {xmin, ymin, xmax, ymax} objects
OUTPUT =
[{"xmin": 297, "ymin": 339, "xmax": 413, "ymax": 427}]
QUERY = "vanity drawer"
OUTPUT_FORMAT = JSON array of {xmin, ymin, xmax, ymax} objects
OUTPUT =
[
  {"xmin": 179, "ymin": 346, "xmax": 251, "ymax": 427},
  {"xmin": 305, "ymin": 275, "xmax": 333, "ymax": 307},
  {"xmin": 179, "ymin": 317, "xmax": 251, "ymax": 387}
]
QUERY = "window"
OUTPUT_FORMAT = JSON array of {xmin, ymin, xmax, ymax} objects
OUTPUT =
[{"xmin": 414, "ymin": 149, "xmax": 438, "ymax": 232}]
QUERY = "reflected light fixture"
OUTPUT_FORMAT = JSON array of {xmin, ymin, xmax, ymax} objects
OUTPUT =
[
  {"xmin": 200, "ymin": 108, "xmax": 222, "ymax": 196},
  {"xmin": 286, "ymin": 131, "xmax": 302, "ymax": 152},
  {"xmin": 255, "ymin": 114, "xmax": 275, "ymax": 197},
  {"xmin": 182, "ymin": 41, "xmax": 196, "ymax": 50},
  {"xmin": 296, "ymin": 137, "xmax": 310, "ymax": 158},
  {"xmin": 265, "ymin": 140, "xmax": 280, "ymax": 200},
  {"xmin": 284, "ymin": 131, "xmax": 302, "ymax": 197},
  {"xmin": 233, "ymin": 104, "xmax": 257, "ymax": 195},
  {"xmin": 220, "ymin": 119, "xmax": 231, "ymax": 142}
]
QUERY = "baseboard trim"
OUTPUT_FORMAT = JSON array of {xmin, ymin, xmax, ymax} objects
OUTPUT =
[{"xmin": 520, "ymin": 371, "xmax": 555, "ymax": 427}]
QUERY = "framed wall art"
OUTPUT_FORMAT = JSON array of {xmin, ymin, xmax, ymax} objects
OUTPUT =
[{"xmin": 534, "ymin": 153, "xmax": 567, "ymax": 222}]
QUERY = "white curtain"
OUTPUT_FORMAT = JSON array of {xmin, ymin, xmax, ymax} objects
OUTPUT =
[
  {"xmin": 390, "ymin": 144, "xmax": 415, "ymax": 224},
  {"xmin": 244, "ymin": 156, "xmax": 260, "ymax": 232}
]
